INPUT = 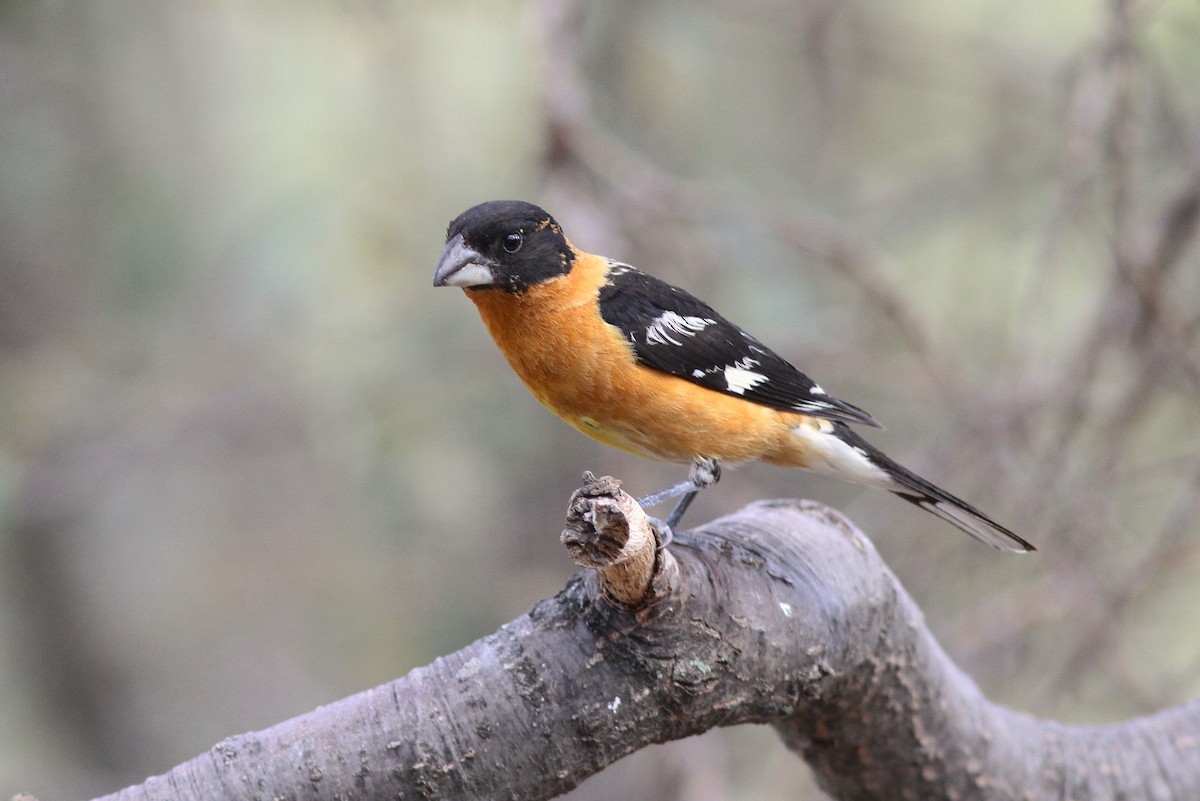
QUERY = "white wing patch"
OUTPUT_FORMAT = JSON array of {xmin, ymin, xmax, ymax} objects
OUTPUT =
[
  {"xmin": 645, "ymin": 311, "xmax": 715, "ymax": 346},
  {"xmin": 687, "ymin": 356, "xmax": 770, "ymax": 395},
  {"xmin": 724, "ymin": 359, "xmax": 769, "ymax": 394}
]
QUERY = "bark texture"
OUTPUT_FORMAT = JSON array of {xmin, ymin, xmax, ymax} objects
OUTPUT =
[
  {"xmin": 559, "ymin": 472, "xmax": 670, "ymax": 607},
  {"xmin": 83, "ymin": 498, "xmax": 1200, "ymax": 801}
]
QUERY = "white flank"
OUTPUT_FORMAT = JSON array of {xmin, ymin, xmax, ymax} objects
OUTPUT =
[
  {"xmin": 790, "ymin": 422, "xmax": 892, "ymax": 487},
  {"xmin": 809, "ymin": 384, "xmax": 826, "ymax": 395},
  {"xmin": 645, "ymin": 311, "xmax": 714, "ymax": 346},
  {"xmin": 724, "ymin": 365, "xmax": 769, "ymax": 395}
]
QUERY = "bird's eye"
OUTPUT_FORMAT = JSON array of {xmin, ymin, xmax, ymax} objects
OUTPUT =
[{"xmin": 503, "ymin": 232, "xmax": 523, "ymax": 253}]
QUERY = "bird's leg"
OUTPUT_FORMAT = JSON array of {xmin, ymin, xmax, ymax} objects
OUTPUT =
[
  {"xmin": 637, "ymin": 458, "xmax": 721, "ymax": 547},
  {"xmin": 665, "ymin": 458, "xmax": 720, "ymax": 529},
  {"xmin": 636, "ymin": 479, "xmax": 697, "ymax": 510}
]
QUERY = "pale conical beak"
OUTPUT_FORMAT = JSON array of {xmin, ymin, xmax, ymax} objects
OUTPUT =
[{"xmin": 434, "ymin": 234, "xmax": 498, "ymax": 288}]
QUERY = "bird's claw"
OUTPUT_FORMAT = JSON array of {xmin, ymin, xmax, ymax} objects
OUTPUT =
[{"xmin": 648, "ymin": 517, "xmax": 674, "ymax": 550}]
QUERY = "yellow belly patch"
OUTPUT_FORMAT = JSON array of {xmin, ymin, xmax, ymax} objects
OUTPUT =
[{"xmin": 566, "ymin": 414, "xmax": 663, "ymax": 460}]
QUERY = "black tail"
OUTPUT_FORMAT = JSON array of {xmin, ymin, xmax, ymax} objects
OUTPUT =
[{"xmin": 835, "ymin": 424, "xmax": 1035, "ymax": 552}]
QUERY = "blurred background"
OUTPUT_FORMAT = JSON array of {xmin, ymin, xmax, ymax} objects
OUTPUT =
[{"xmin": 2, "ymin": 0, "xmax": 1199, "ymax": 798}]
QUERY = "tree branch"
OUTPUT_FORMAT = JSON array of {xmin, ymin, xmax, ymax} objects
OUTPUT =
[
  {"xmin": 73, "ymin": 488, "xmax": 1200, "ymax": 801},
  {"xmin": 559, "ymin": 472, "xmax": 675, "ymax": 608}
]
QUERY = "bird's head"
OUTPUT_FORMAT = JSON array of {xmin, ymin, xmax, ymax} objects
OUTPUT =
[{"xmin": 434, "ymin": 200, "xmax": 575, "ymax": 294}]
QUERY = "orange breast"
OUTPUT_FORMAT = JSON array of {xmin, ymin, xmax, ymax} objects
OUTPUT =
[{"xmin": 463, "ymin": 252, "xmax": 802, "ymax": 465}]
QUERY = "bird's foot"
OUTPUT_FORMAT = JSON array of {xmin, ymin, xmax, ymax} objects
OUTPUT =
[
  {"xmin": 647, "ymin": 517, "xmax": 674, "ymax": 550},
  {"xmin": 636, "ymin": 457, "xmax": 722, "ymax": 509},
  {"xmin": 637, "ymin": 457, "xmax": 722, "ymax": 536}
]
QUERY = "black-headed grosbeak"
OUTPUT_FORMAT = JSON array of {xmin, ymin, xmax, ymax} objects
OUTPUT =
[{"xmin": 434, "ymin": 200, "xmax": 1034, "ymax": 552}]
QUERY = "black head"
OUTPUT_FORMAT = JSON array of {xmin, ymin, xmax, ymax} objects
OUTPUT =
[{"xmin": 433, "ymin": 200, "xmax": 574, "ymax": 294}]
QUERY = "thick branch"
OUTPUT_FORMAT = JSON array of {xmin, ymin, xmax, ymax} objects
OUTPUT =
[{"xmin": 80, "ymin": 496, "xmax": 1200, "ymax": 801}]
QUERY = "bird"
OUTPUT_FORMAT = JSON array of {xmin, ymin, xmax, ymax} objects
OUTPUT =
[{"xmin": 433, "ymin": 199, "xmax": 1034, "ymax": 552}]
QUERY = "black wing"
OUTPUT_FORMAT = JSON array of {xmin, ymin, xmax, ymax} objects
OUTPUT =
[{"xmin": 597, "ymin": 263, "xmax": 881, "ymax": 428}]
